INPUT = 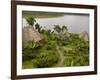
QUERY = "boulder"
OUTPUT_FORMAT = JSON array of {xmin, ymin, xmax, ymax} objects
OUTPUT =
[
  {"xmin": 22, "ymin": 26, "xmax": 44, "ymax": 47},
  {"xmin": 80, "ymin": 31, "xmax": 89, "ymax": 41}
]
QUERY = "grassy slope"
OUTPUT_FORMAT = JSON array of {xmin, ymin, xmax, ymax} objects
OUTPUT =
[{"xmin": 22, "ymin": 31, "xmax": 89, "ymax": 68}]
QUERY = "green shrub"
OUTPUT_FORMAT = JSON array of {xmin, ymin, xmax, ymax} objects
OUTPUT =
[{"xmin": 33, "ymin": 52, "xmax": 59, "ymax": 68}]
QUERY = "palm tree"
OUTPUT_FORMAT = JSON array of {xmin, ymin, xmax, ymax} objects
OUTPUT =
[
  {"xmin": 62, "ymin": 25, "xmax": 68, "ymax": 32},
  {"xmin": 54, "ymin": 25, "xmax": 62, "ymax": 42},
  {"xmin": 54, "ymin": 25, "xmax": 61, "ymax": 33},
  {"xmin": 26, "ymin": 16, "xmax": 36, "ymax": 28},
  {"xmin": 35, "ymin": 23, "xmax": 42, "ymax": 32}
]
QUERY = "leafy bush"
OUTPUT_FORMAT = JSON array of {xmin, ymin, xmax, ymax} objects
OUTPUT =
[
  {"xmin": 33, "ymin": 52, "xmax": 59, "ymax": 68},
  {"xmin": 22, "ymin": 41, "xmax": 40, "ymax": 61}
]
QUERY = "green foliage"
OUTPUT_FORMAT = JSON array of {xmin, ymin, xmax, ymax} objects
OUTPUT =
[
  {"xmin": 33, "ymin": 52, "xmax": 59, "ymax": 68},
  {"xmin": 60, "ymin": 33, "xmax": 89, "ymax": 66},
  {"xmin": 22, "ymin": 41, "xmax": 40, "ymax": 61},
  {"xmin": 35, "ymin": 23, "xmax": 42, "ymax": 32},
  {"xmin": 22, "ymin": 60, "xmax": 34, "ymax": 69},
  {"xmin": 26, "ymin": 16, "xmax": 36, "ymax": 26},
  {"xmin": 24, "ymin": 41, "xmax": 36, "ymax": 49},
  {"xmin": 22, "ymin": 47, "xmax": 33, "ymax": 61},
  {"xmin": 64, "ymin": 56, "xmax": 89, "ymax": 66},
  {"xmin": 54, "ymin": 25, "xmax": 61, "ymax": 33},
  {"xmin": 22, "ymin": 18, "xmax": 89, "ymax": 68},
  {"xmin": 62, "ymin": 25, "xmax": 68, "ymax": 32}
]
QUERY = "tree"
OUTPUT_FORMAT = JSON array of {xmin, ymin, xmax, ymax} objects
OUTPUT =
[
  {"xmin": 54, "ymin": 25, "xmax": 61, "ymax": 33},
  {"xmin": 62, "ymin": 25, "xmax": 68, "ymax": 32},
  {"xmin": 35, "ymin": 23, "xmax": 41, "ymax": 32},
  {"xmin": 26, "ymin": 16, "xmax": 36, "ymax": 28},
  {"xmin": 54, "ymin": 25, "xmax": 62, "ymax": 43}
]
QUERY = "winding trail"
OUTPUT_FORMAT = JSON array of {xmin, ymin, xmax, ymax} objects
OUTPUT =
[
  {"xmin": 56, "ymin": 45, "xmax": 65, "ymax": 67},
  {"xmin": 55, "ymin": 45, "xmax": 89, "ymax": 67}
]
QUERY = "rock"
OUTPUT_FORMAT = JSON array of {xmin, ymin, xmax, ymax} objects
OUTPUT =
[
  {"xmin": 80, "ymin": 31, "xmax": 89, "ymax": 41},
  {"xmin": 22, "ymin": 26, "xmax": 44, "ymax": 47}
]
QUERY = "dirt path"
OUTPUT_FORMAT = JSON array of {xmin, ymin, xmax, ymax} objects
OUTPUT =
[
  {"xmin": 56, "ymin": 45, "xmax": 89, "ymax": 67},
  {"xmin": 56, "ymin": 45, "xmax": 65, "ymax": 67}
]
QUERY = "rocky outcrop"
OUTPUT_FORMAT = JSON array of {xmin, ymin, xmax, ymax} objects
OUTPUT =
[
  {"xmin": 80, "ymin": 31, "xmax": 89, "ymax": 41},
  {"xmin": 22, "ymin": 26, "xmax": 44, "ymax": 47}
]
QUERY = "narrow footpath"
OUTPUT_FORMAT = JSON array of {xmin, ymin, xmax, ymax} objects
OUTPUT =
[{"xmin": 56, "ymin": 45, "xmax": 65, "ymax": 67}]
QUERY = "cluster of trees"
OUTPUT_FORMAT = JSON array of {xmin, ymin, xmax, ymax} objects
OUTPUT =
[
  {"xmin": 22, "ymin": 16, "xmax": 89, "ymax": 68},
  {"xmin": 26, "ymin": 16, "xmax": 42, "ymax": 32}
]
